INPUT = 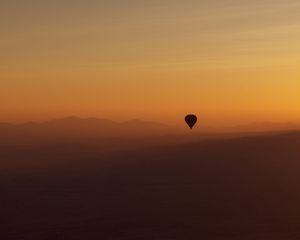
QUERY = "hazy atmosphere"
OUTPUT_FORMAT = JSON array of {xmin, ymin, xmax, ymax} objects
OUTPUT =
[
  {"xmin": 1, "ymin": 0, "xmax": 300, "ymax": 125},
  {"xmin": 2, "ymin": 1, "xmax": 300, "ymax": 240}
]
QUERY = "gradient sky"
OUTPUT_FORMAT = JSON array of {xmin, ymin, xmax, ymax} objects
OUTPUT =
[{"xmin": 1, "ymin": 0, "xmax": 300, "ymax": 126}]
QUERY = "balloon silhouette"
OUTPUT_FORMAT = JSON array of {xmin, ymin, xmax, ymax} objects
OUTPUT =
[{"xmin": 185, "ymin": 114, "xmax": 197, "ymax": 129}]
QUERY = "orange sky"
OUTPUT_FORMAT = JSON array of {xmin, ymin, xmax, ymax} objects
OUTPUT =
[{"xmin": 1, "ymin": 1, "xmax": 300, "ymax": 126}]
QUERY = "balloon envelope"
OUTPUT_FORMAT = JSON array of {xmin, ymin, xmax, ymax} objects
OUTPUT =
[{"xmin": 185, "ymin": 114, "xmax": 197, "ymax": 129}]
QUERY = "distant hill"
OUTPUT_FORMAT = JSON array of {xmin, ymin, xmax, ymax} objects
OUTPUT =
[
  {"xmin": 223, "ymin": 121, "xmax": 300, "ymax": 133},
  {"xmin": 1, "ymin": 116, "xmax": 300, "ymax": 146},
  {"xmin": 0, "ymin": 116, "xmax": 177, "ymax": 145}
]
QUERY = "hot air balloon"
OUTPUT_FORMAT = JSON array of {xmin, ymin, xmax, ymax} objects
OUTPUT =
[{"xmin": 185, "ymin": 114, "xmax": 197, "ymax": 129}]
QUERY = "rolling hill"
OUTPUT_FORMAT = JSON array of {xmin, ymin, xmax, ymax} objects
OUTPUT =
[{"xmin": 2, "ymin": 131, "xmax": 300, "ymax": 239}]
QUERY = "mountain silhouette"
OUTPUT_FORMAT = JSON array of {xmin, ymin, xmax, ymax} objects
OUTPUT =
[
  {"xmin": 2, "ymin": 117, "xmax": 300, "ymax": 149},
  {"xmin": 223, "ymin": 121, "xmax": 300, "ymax": 133},
  {"xmin": 0, "ymin": 116, "xmax": 176, "ymax": 146}
]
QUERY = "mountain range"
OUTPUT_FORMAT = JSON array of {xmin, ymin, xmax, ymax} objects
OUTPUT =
[{"xmin": 1, "ymin": 116, "xmax": 300, "ymax": 146}]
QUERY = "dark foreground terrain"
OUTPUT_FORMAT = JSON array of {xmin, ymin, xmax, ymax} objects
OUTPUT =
[{"xmin": 2, "ymin": 131, "xmax": 300, "ymax": 239}]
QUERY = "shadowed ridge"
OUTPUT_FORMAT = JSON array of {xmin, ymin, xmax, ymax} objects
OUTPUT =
[
  {"xmin": 0, "ymin": 122, "xmax": 13, "ymax": 127},
  {"xmin": 121, "ymin": 118, "xmax": 171, "ymax": 128},
  {"xmin": 0, "ymin": 116, "xmax": 177, "ymax": 146},
  {"xmin": 223, "ymin": 121, "xmax": 300, "ymax": 133},
  {"xmin": 157, "ymin": 129, "xmax": 300, "ymax": 158},
  {"xmin": 43, "ymin": 116, "xmax": 117, "ymax": 126}
]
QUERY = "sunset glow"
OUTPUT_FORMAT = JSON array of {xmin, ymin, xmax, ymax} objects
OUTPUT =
[{"xmin": 1, "ymin": 1, "xmax": 300, "ymax": 126}]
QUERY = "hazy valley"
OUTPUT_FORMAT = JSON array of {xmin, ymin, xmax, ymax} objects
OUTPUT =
[{"xmin": 1, "ymin": 118, "xmax": 300, "ymax": 239}]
